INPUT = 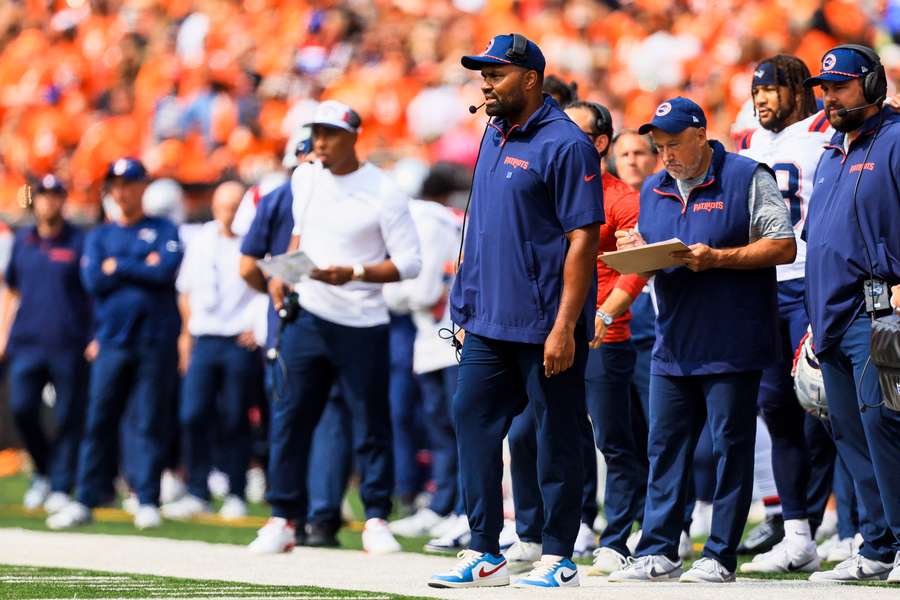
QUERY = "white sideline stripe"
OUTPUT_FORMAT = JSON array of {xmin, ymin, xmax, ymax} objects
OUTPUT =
[{"xmin": 0, "ymin": 528, "xmax": 896, "ymax": 600}]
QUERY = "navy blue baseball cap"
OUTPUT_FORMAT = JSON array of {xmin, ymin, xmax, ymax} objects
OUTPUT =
[
  {"xmin": 34, "ymin": 174, "xmax": 66, "ymax": 195},
  {"xmin": 804, "ymin": 47, "xmax": 876, "ymax": 87},
  {"xmin": 461, "ymin": 33, "xmax": 545, "ymax": 73},
  {"xmin": 752, "ymin": 61, "xmax": 787, "ymax": 88},
  {"xmin": 638, "ymin": 97, "xmax": 707, "ymax": 135},
  {"xmin": 106, "ymin": 157, "xmax": 148, "ymax": 182}
]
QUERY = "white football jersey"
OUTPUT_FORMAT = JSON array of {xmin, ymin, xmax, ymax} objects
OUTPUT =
[{"xmin": 739, "ymin": 110, "xmax": 833, "ymax": 281}]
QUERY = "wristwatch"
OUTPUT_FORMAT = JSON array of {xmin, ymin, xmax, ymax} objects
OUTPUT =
[
  {"xmin": 351, "ymin": 264, "xmax": 366, "ymax": 281},
  {"xmin": 595, "ymin": 309, "xmax": 614, "ymax": 326}
]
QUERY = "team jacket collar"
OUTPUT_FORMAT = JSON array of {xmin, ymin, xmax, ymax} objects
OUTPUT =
[
  {"xmin": 489, "ymin": 94, "xmax": 563, "ymax": 138},
  {"xmin": 824, "ymin": 106, "xmax": 898, "ymax": 155}
]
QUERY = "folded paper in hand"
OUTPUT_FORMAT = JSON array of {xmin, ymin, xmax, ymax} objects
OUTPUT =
[
  {"xmin": 600, "ymin": 238, "xmax": 690, "ymax": 274},
  {"xmin": 256, "ymin": 250, "xmax": 318, "ymax": 282}
]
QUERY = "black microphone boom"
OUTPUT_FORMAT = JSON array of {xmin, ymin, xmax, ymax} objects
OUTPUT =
[
  {"xmin": 836, "ymin": 102, "xmax": 877, "ymax": 117},
  {"xmin": 469, "ymin": 102, "xmax": 485, "ymax": 114}
]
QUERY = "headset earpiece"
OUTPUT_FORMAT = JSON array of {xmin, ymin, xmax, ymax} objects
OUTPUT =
[{"xmin": 506, "ymin": 33, "xmax": 528, "ymax": 63}]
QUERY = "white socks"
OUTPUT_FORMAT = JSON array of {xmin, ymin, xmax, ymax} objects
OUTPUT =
[{"xmin": 784, "ymin": 519, "xmax": 813, "ymax": 549}]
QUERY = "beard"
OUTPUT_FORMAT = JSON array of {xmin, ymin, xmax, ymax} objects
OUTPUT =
[
  {"xmin": 759, "ymin": 95, "xmax": 795, "ymax": 133},
  {"xmin": 828, "ymin": 107, "xmax": 868, "ymax": 133},
  {"xmin": 485, "ymin": 92, "xmax": 524, "ymax": 118}
]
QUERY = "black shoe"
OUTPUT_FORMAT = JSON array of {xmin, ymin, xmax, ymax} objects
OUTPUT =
[
  {"xmin": 737, "ymin": 514, "xmax": 784, "ymax": 555},
  {"xmin": 294, "ymin": 524, "xmax": 308, "ymax": 547},
  {"xmin": 305, "ymin": 522, "xmax": 340, "ymax": 547}
]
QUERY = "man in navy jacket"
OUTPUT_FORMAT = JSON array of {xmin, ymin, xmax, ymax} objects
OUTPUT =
[
  {"xmin": 609, "ymin": 97, "xmax": 796, "ymax": 583},
  {"xmin": 428, "ymin": 33, "xmax": 603, "ymax": 590},
  {"xmin": 47, "ymin": 158, "xmax": 183, "ymax": 531},
  {"xmin": 803, "ymin": 45, "xmax": 900, "ymax": 584}
]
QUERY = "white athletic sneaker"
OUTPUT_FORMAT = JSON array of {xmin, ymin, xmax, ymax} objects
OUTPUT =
[
  {"xmin": 608, "ymin": 555, "xmax": 683, "ymax": 582},
  {"xmin": 207, "ymin": 469, "xmax": 230, "ymax": 500},
  {"xmin": 428, "ymin": 549, "xmax": 510, "ymax": 588},
  {"xmin": 245, "ymin": 467, "xmax": 266, "ymax": 504},
  {"xmin": 248, "ymin": 517, "xmax": 296, "ymax": 554},
  {"xmin": 817, "ymin": 534, "xmax": 855, "ymax": 562},
  {"xmin": 816, "ymin": 510, "xmax": 838, "ymax": 543},
  {"xmin": 587, "ymin": 547, "xmax": 628, "ymax": 576},
  {"xmin": 593, "ymin": 513, "xmax": 608, "ymax": 534},
  {"xmin": 390, "ymin": 508, "xmax": 444, "ymax": 538},
  {"xmin": 679, "ymin": 530, "xmax": 694, "ymax": 559},
  {"xmin": 626, "ymin": 529, "xmax": 642, "ymax": 555},
  {"xmin": 161, "ymin": 494, "xmax": 210, "ymax": 520},
  {"xmin": 740, "ymin": 539, "xmax": 820, "ymax": 574},
  {"xmin": 887, "ymin": 552, "xmax": 900, "ymax": 584},
  {"xmin": 574, "ymin": 522, "xmax": 598, "ymax": 558},
  {"xmin": 46, "ymin": 501, "xmax": 92, "ymax": 529},
  {"xmin": 425, "ymin": 514, "xmax": 471, "ymax": 553},
  {"xmin": 498, "ymin": 519, "xmax": 519, "ymax": 550},
  {"xmin": 219, "ymin": 495, "xmax": 247, "ymax": 521},
  {"xmin": 23, "ymin": 476, "xmax": 50, "ymax": 510},
  {"xmin": 428, "ymin": 513, "xmax": 461, "ymax": 539},
  {"xmin": 511, "ymin": 556, "xmax": 580, "ymax": 588},
  {"xmin": 43, "ymin": 492, "xmax": 71, "ymax": 514},
  {"xmin": 134, "ymin": 505, "xmax": 162, "ymax": 529},
  {"xmin": 690, "ymin": 501, "xmax": 713, "ymax": 539},
  {"xmin": 160, "ymin": 470, "xmax": 186, "ymax": 505},
  {"xmin": 808, "ymin": 554, "xmax": 893, "ymax": 582},
  {"xmin": 681, "ymin": 557, "xmax": 735, "ymax": 583},
  {"xmin": 504, "ymin": 541, "xmax": 542, "ymax": 574},
  {"xmin": 121, "ymin": 493, "xmax": 139, "ymax": 515},
  {"xmin": 362, "ymin": 518, "xmax": 401, "ymax": 554}
]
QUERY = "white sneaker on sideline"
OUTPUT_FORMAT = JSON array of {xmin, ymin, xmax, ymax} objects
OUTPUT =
[
  {"xmin": 626, "ymin": 529, "xmax": 642, "ymax": 555},
  {"xmin": 608, "ymin": 555, "xmax": 682, "ymax": 582},
  {"xmin": 424, "ymin": 514, "xmax": 470, "ymax": 553},
  {"xmin": 159, "ymin": 470, "xmax": 186, "ymax": 505},
  {"xmin": 429, "ymin": 513, "xmax": 461, "ymax": 539},
  {"xmin": 122, "ymin": 494, "xmax": 139, "ymax": 515},
  {"xmin": 43, "ymin": 492, "xmax": 71, "ymax": 514},
  {"xmin": 390, "ymin": 508, "xmax": 443, "ymax": 538},
  {"xmin": 23, "ymin": 476, "xmax": 50, "ymax": 510},
  {"xmin": 245, "ymin": 467, "xmax": 265, "ymax": 504},
  {"xmin": 248, "ymin": 517, "xmax": 296, "ymax": 554},
  {"xmin": 219, "ymin": 495, "xmax": 247, "ymax": 520},
  {"xmin": 588, "ymin": 547, "xmax": 628, "ymax": 576},
  {"xmin": 46, "ymin": 501, "xmax": 91, "ymax": 529},
  {"xmin": 161, "ymin": 494, "xmax": 209, "ymax": 520},
  {"xmin": 820, "ymin": 534, "xmax": 855, "ymax": 562},
  {"xmin": 887, "ymin": 552, "xmax": 900, "ymax": 584},
  {"xmin": 681, "ymin": 557, "xmax": 735, "ymax": 583},
  {"xmin": 740, "ymin": 539, "xmax": 820, "ymax": 574},
  {"xmin": 816, "ymin": 510, "xmax": 838, "ymax": 543},
  {"xmin": 679, "ymin": 530, "xmax": 693, "ymax": 559},
  {"xmin": 593, "ymin": 513, "xmax": 608, "ymax": 535},
  {"xmin": 207, "ymin": 469, "xmax": 230, "ymax": 500},
  {"xmin": 134, "ymin": 505, "xmax": 162, "ymax": 529},
  {"xmin": 504, "ymin": 541, "xmax": 542, "ymax": 574},
  {"xmin": 362, "ymin": 518, "xmax": 401, "ymax": 554},
  {"xmin": 498, "ymin": 519, "xmax": 519, "ymax": 550},
  {"xmin": 809, "ymin": 554, "xmax": 892, "ymax": 582},
  {"xmin": 574, "ymin": 522, "xmax": 598, "ymax": 558},
  {"xmin": 690, "ymin": 501, "xmax": 713, "ymax": 539}
]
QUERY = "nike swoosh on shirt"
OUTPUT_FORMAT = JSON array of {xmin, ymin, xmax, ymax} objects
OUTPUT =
[
  {"xmin": 584, "ymin": 174, "xmax": 597, "ymax": 182},
  {"xmin": 559, "ymin": 570, "xmax": 578, "ymax": 583},
  {"xmin": 478, "ymin": 561, "xmax": 506, "ymax": 578}
]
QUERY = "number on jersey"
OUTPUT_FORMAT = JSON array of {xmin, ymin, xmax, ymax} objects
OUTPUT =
[{"xmin": 773, "ymin": 162, "xmax": 801, "ymax": 227}]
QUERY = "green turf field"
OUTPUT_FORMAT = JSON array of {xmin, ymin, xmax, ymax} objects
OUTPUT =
[{"xmin": 0, "ymin": 564, "xmax": 432, "ymax": 599}]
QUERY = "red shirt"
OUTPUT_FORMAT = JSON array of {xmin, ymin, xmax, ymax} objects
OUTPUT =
[{"xmin": 597, "ymin": 172, "xmax": 647, "ymax": 343}]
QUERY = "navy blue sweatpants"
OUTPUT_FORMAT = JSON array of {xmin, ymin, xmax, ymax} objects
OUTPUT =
[
  {"xmin": 818, "ymin": 315, "xmax": 900, "ymax": 563},
  {"xmin": 418, "ymin": 366, "xmax": 463, "ymax": 517},
  {"xmin": 266, "ymin": 311, "xmax": 392, "ymax": 522},
  {"xmin": 9, "ymin": 352, "xmax": 88, "ymax": 493},
  {"xmin": 180, "ymin": 336, "xmax": 262, "ymax": 501},
  {"xmin": 76, "ymin": 341, "xmax": 178, "ymax": 507},
  {"xmin": 454, "ymin": 330, "xmax": 587, "ymax": 557},
  {"xmin": 637, "ymin": 371, "xmax": 760, "ymax": 572}
]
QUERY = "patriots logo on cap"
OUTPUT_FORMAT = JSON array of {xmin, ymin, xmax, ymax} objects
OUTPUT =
[
  {"xmin": 692, "ymin": 116, "xmax": 700, "ymax": 123},
  {"xmin": 656, "ymin": 102, "xmax": 672, "ymax": 117},
  {"xmin": 483, "ymin": 38, "xmax": 495, "ymax": 56},
  {"xmin": 822, "ymin": 53, "xmax": 837, "ymax": 71},
  {"xmin": 754, "ymin": 69, "xmax": 765, "ymax": 78},
  {"xmin": 113, "ymin": 158, "xmax": 130, "ymax": 176}
]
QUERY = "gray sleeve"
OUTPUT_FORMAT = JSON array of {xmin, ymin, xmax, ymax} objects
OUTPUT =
[{"xmin": 748, "ymin": 167, "xmax": 794, "ymax": 243}]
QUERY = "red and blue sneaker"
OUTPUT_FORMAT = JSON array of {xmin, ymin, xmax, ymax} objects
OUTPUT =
[
  {"xmin": 511, "ymin": 556, "xmax": 580, "ymax": 588},
  {"xmin": 428, "ymin": 550, "xmax": 509, "ymax": 588}
]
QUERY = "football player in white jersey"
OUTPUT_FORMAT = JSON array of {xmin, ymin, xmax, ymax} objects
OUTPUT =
[{"xmin": 736, "ymin": 55, "xmax": 833, "ymax": 574}]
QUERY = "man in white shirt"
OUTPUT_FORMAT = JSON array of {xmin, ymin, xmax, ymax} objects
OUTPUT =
[
  {"xmin": 162, "ymin": 181, "xmax": 267, "ymax": 522},
  {"xmin": 251, "ymin": 100, "xmax": 421, "ymax": 555}
]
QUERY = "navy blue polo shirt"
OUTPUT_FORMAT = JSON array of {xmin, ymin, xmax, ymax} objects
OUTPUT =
[
  {"xmin": 5, "ymin": 222, "xmax": 91, "ymax": 357},
  {"xmin": 80, "ymin": 216, "xmax": 183, "ymax": 346},
  {"xmin": 804, "ymin": 107, "xmax": 900, "ymax": 353},
  {"xmin": 239, "ymin": 181, "xmax": 294, "ymax": 349},
  {"xmin": 450, "ymin": 95, "xmax": 605, "ymax": 344}
]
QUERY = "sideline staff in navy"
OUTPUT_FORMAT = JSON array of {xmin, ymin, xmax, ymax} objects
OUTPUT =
[
  {"xmin": 48, "ymin": 158, "xmax": 183, "ymax": 531},
  {"xmin": 429, "ymin": 34, "xmax": 603, "ymax": 590},
  {"xmin": 0, "ymin": 175, "xmax": 91, "ymax": 514},
  {"xmin": 802, "ymin": 45, "xmax": 900, "ymax": 584},
  {"xmin": 609, "ymin": 98, "xmax": 796, "ymax": 583}
]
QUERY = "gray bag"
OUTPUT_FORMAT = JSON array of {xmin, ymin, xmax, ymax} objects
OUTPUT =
[{"xmin": 871, "ymin": 315, "xmax": 900, "ymax": 412}]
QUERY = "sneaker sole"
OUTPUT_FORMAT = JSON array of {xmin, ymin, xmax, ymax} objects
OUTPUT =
[
  {"xmin": 428, "ymin": 577, "xmax": 509, "ymax": 589},
  {"xmin": 808, "ymin": 573, "xmax": 890, "ymax": 583},
  {"xmin": 248, "ymin": 542, "xmax": 295, "ymax": 555},
  {"xmin": 680, "ymin": 574, "xmax": 736, "ymax": 583}
]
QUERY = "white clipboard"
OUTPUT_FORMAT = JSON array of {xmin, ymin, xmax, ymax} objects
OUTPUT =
[
  {"xmin": 256, "ymin": 250, "xmax": 318, "ymax": 282},
  {"xmin": 599, "ymin": 238, "xmax": 690, "ymax": 274}
]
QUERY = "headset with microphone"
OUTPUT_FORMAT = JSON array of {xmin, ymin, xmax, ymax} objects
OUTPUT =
[
  {"xmin": 468, "ymin": 33, "xmax": 531, "ymax": 114},
  {"xmin": 830, "ymin": 44, "xmax": 888, "ymax": 117}
]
